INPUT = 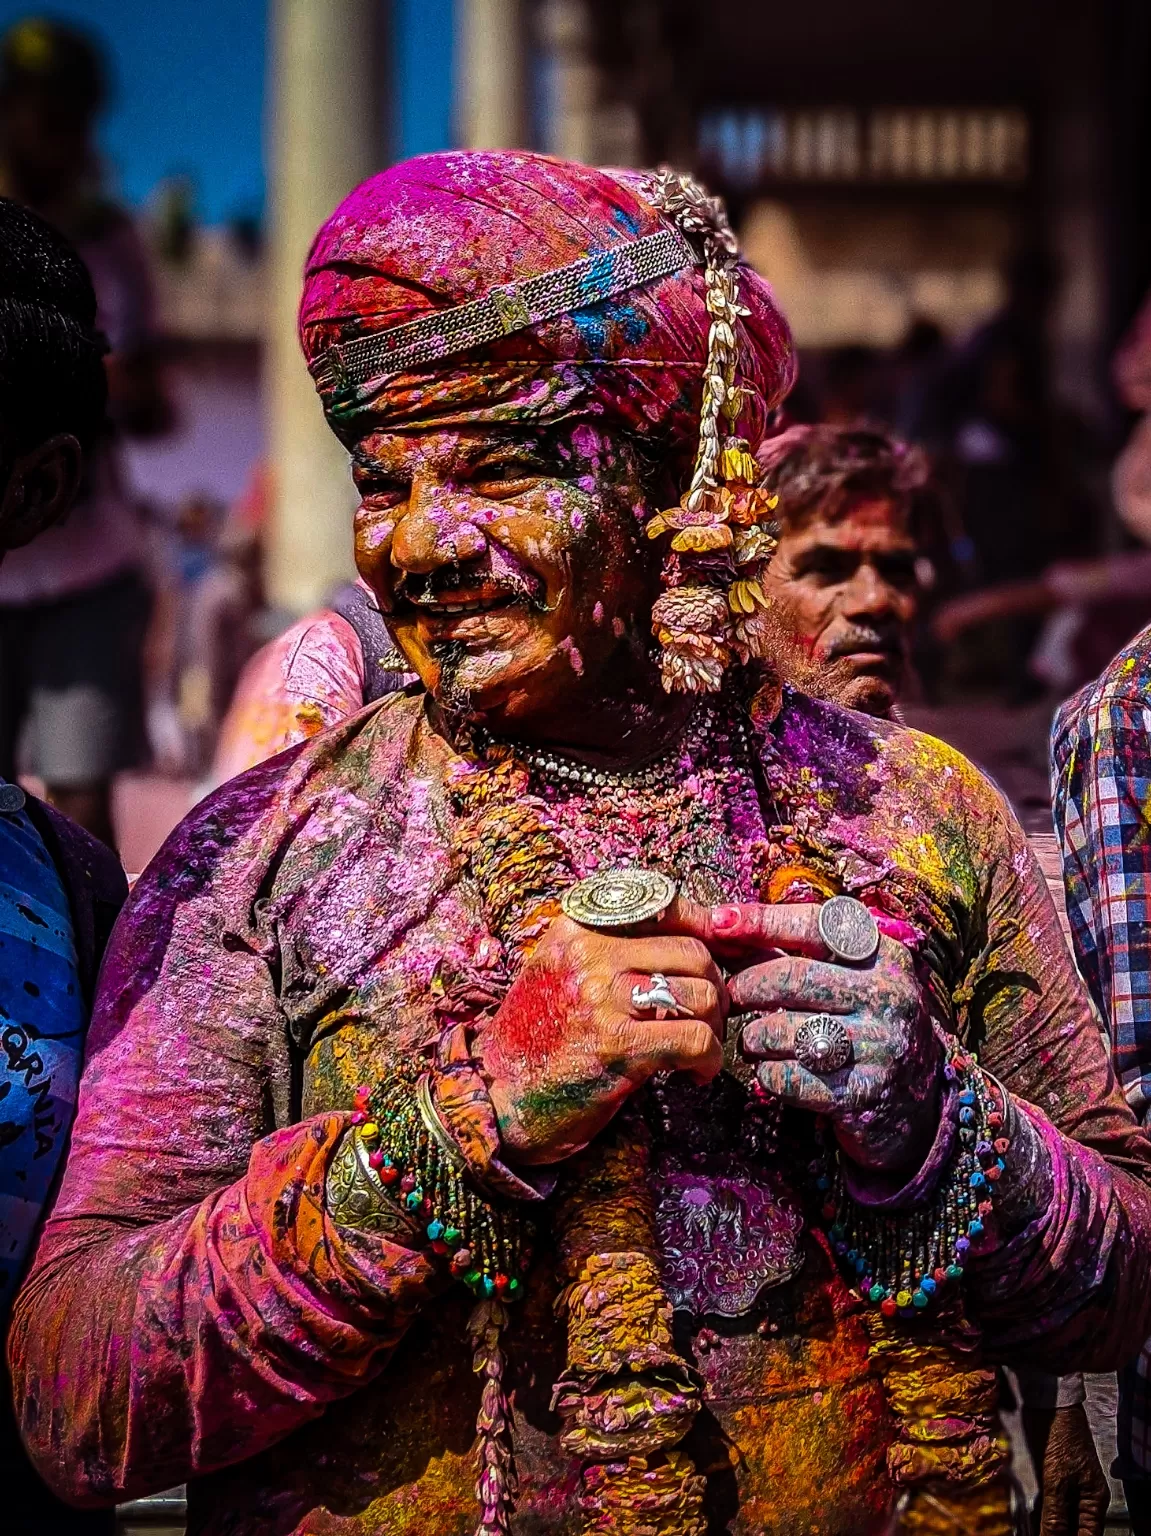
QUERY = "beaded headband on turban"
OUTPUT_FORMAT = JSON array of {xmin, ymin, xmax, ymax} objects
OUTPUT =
[
  {"xmin": 309, "ymin": 224, "xmax": 694, "ymax": 400},
  {"xmin": 300, "ymin": 151, "xmax": 796, "ymax": 694}
]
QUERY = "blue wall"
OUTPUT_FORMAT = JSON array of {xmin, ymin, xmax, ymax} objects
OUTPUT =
[
  {"xmin": 0, "ymin": 0, "xmax": 455, "ymax": 222},
  {"xmin": 395, "ymin": 0, "xmax": 454, "ymax": 160}
]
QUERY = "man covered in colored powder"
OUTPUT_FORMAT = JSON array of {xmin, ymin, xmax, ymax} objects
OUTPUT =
[
  {"xmin": 10, "ymin": 154, "xmax": 1151, "ymax": 1536},
  {"xmin": 0, "ymin": 198, "xmax": 126, "ymax": 1534}
]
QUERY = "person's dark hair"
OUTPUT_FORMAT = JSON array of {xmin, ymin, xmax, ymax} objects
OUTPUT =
[
  {"xmin": 0, "ymin": 18, "xmax": 106, "ymax": 114},
  {"xmin": 756, "ymin": 423, "xmax": 930, "ymax": 532},
  {"xmin": 0, "ymin": 196, "xmax": 107, "ymax": 453}
]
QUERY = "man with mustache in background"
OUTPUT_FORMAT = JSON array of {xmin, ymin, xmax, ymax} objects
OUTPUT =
[
  {"xmin": 755, "ymin": 424, "xmax": 927, "ymax": 721},
  {"xmin": 754, "ymin": 426, "xmax": 1112, "ymax": 1533}
]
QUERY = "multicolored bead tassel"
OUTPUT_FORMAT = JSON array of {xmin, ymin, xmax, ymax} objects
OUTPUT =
[
  {"xmin": 355, "ymin": 1077, "xmax": 530, "ymax": 1301},
  {"xmin": 815, "ymin": 1045, "xmax": 1010, "ymax": 1316}
]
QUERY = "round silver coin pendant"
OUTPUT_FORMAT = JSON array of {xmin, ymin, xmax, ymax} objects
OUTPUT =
[
  {"xmin": 561, "ymin": 868, "xmax": 678, "ymax": 930},
  {"xmin": 818, "ymin": 895, "xmax": 880, "ymax": 965}
]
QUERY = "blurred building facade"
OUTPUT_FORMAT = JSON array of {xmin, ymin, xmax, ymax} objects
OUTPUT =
[
  {"xmin": 131, "ymin": 0, "xmax": 1151, "ymax": 609},
  {"xmin": 577, "ymin": 1, "xmax": 1149, "ymax": 428}
]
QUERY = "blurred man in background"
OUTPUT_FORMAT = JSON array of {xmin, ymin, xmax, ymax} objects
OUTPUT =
[
  {"xmin": 210, "ymin": 576, "xmax": 411, "ymax": 784},
  {"xmin": 0, "ymin": 195, "xmax": 125, "ymax": 1535},
  {"xmin": 755, "ymin": 424, "xmax": 930, "ymax": 719},
  {"xmin": 0, "ymin": 19, "xmax": 169, "ymax": 847},
  {"xmin": 757, "ymin": 423, "xmax": 1111, "ymax": 1532}
]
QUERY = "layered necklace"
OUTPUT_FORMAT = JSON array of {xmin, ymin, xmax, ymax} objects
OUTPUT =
[
  {"xmin": 473, "ymin": 700, "xmax": 763, "ymax": 903},
  {"xmin": 447, "ymin": 694, "xmax": 1015, "ymax": 1536},
  {"xmin": 449, "ymin": 697, "xmax": 773, "ymax": 1536}
]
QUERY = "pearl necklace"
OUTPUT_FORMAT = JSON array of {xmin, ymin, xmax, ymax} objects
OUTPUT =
[{"xmin": 488, "ymin": 703, "xmax": 715, "ymax": 791}]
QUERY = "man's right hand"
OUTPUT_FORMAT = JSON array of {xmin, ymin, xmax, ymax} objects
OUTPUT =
[
  {"xmin": 478, "ymin": 907, "xmax": 726, "ymax": 1166},
  {"xmin": 1024, "ymin": 1403, "xmax": 1110, "ymax": 1536}
]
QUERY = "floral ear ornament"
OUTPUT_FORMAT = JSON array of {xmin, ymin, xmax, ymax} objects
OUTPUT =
[{"xmin": 644, "ymin": 169, "xmax": 781, "ymax": 692}]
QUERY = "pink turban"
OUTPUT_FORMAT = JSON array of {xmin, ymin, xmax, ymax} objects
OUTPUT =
[{"xmin": 299, "ymin": 151, "xmax": 795, "ymax": 470}]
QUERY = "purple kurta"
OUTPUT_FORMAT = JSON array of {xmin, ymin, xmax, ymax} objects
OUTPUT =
[{"xmin": 9, "ymin": 689, "xmax": 1151, "ymax": 1534}]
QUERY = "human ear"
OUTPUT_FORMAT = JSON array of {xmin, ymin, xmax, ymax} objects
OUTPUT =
[{"xmin": 0, "ymin": 433, "xmax": 83, "ymax": 552}]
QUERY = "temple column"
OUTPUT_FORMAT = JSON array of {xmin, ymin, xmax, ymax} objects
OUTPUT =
[
  {"xmin": 265, "ymin": 0, "xmax": 384, "ymax": 613},
  {"xmin": 455, "ymin": 0, "xmax": 526, "ymax": 149},
  {"xmin": 535, "ymin": 0, "xmax": 597, "ymax": 164}
]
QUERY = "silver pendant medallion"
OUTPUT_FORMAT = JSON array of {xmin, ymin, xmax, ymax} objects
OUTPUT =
[{"xmin": 652, "ymin": 1159, "xmax": 805, "ymax": 1317}]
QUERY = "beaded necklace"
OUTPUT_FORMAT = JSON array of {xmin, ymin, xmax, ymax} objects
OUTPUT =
[
  {"xmin": 448, "ymin": 706, "xmax": 765, "ymax": 1536},
  {"xmin": 445, "ymin": 696, "xmax": 1015, "ymax": 1535},
  {"xmin": 519, "ymin": 705, "xmax": 753, "ymax": 902}
]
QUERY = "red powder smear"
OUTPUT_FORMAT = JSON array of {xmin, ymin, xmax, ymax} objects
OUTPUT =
[{"xmin": 492, "ymin": 959, "xmax": 581, "ymax": 1070}]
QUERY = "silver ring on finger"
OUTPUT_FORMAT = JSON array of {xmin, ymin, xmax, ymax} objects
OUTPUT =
[
  {"xmin": 818, "ymin": 895, "xmax": 880, "ymax": 965},
  {"xmin": 793, "ymin": 1013, "xmax": 853, "ymax": 1074},
  {"xmin": 631, "ymin": 972, "xmax": 691, "ymax": 1021}
]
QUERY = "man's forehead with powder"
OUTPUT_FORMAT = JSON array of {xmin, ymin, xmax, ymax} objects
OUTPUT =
[{"xmin": 351, "ymin": 421, "xmax": 638, "ymax": 475}]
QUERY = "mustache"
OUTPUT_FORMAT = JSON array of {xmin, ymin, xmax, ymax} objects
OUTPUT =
[
  {"xmin": 824, "ymin": 624, "xmax": 903, "ymax": 660},
  {"xmin": 394, "ymin": 558, "xmax": 547, "ymax": 610}
]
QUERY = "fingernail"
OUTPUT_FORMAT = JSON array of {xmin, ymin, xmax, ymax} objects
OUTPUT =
[{"xmin": 711, "ymin": 904, "xmax": 741, "ymax": 933}]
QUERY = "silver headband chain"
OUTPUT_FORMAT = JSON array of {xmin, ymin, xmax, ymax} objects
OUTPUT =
[{"xmin": 310, "ymin": 223, "xmax": 696, "ymax": 400}]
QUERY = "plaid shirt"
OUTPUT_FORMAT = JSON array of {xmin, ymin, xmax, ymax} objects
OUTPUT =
[
  {"xmin": 1052, "ymin": 619, "xmax": 1151, "ymax": 1475},
  {"xmin": 1052, "ymin": 622, "xmax": 1151, "ymax": 1123}
]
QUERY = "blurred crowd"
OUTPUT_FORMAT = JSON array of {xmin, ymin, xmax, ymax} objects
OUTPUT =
[
  {"xmin": 0, "ymin": 17, "xmax": 273, "ymax": 835},
  {"xmin": 784, "ymin": 252, "xmax": 1145, "ymax": 712}
]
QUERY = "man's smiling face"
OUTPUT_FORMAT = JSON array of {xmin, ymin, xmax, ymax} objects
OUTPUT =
[{"xmin": 351, "ymin": 420, "xmax": 667, "ymax": 734}]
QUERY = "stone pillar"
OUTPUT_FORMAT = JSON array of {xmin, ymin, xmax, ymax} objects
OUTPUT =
[
  {"xmin": 535, "ymin": 0, "xmax": 597, "ymax": 164},
  {"xmin": 456, "ymin": 0, "xmax": 526, "ymax": 149},
  {"xmin": 266, "ymin": 0, "xmax": 383, "ymax": 614}
]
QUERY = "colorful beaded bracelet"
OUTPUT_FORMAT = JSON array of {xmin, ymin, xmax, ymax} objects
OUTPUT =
[
  {"xmin": 814, "ymin": 1044, "xmax": 1010, "ymax": 1317},
  {"xmin": 351, "ymin": 1075, "xmax": 532, "ymax": 1300}
]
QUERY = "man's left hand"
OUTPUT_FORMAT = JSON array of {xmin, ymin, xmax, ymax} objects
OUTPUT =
[{"xmin": 710, "ymin": 902, "xmax": 942, "ymax": 1175}]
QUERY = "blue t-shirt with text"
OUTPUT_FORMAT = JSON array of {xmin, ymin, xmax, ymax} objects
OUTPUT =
[{"xmin": 0, "ymin": 793, "xmax": 85, "ymax": 1315}]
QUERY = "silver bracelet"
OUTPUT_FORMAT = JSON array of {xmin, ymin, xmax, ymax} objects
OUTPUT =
[{"xmin": 325, "ymin": 1127, "xmax": 423, "ymax": 1241}]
